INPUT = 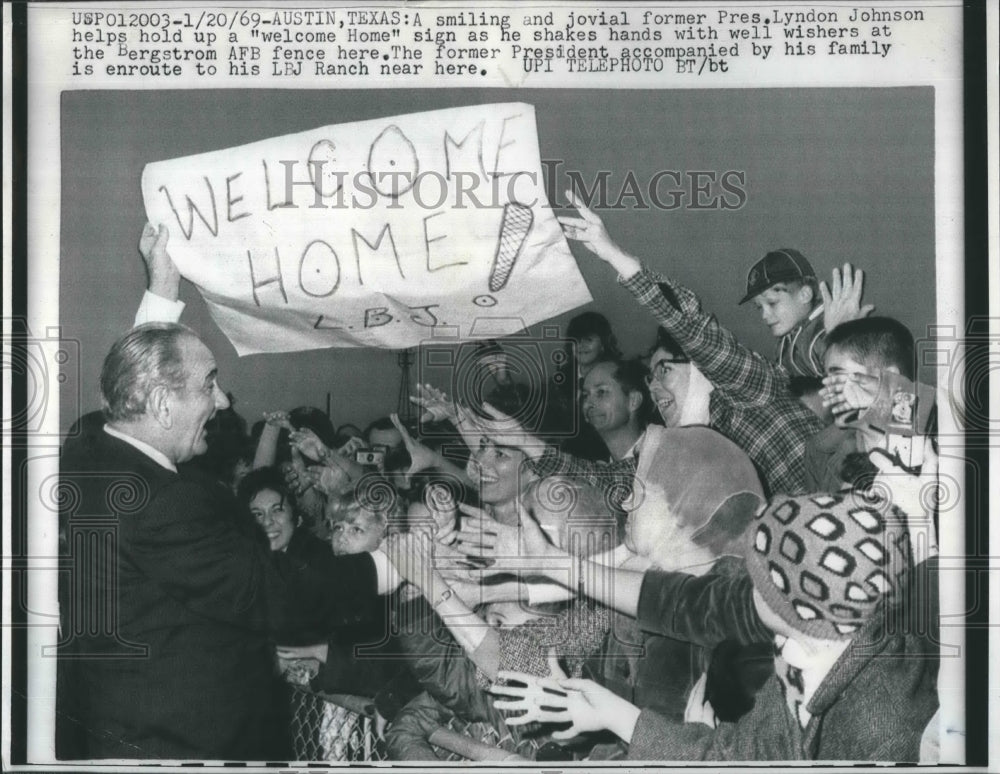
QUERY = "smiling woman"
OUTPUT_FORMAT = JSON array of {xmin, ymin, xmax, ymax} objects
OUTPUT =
[{"xmin": 238, "ymin": 466, "xmax": 331, "ymax": 560}]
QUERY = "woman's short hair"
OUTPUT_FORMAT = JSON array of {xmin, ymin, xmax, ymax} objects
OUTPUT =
[{"xmin": 236, "ymin": 466, "xmax": 297, "ymax": 512}]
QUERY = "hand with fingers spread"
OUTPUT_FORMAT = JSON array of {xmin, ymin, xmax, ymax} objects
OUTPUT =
[
  {"xmin": 139, "ymin": 222, "xmax": 181, "ymax": 300},
  {"xmin": 410, "ymin": 383, "xmax": 457, "ymax": 424},
  {"xmin": 336, "ymin": 435, "xmax": 366, "ymax": 459},
  {"xmin": 557, "ymin": 190, "xmax": 642, "ymax": 279},
  {"xmin": 819, "ymin": 371, "xmax": 881, "ymax": 418},
  {"xmin": 455, "ymin": 503, "xmax": 523, "ymax": 559},
  {"xmin": 289, "ymin": 427, "xmax": 330, "ymax": 463},
  {"xmin": 489, "ymin": 671, "xmax": 641, "ymax": 742},
  {"xmin": 820, "ymin": 262, "xmax": 876, "ymax": 333},
  {"xmin": 385, "ymin": 530, "xmax": 477, "ymax": 591}
]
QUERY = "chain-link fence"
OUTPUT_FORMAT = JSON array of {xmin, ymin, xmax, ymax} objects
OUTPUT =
[
  {"xmin": 286, "ymin": 681, "xmax": 532, "ymax": 763},
  {"xmin": 429, "ymin": 716, "xmax": 535, "ymax": 762},
  {"xmin": 287, "ymin": 684, "xmax": 388, "ymax": 762}
]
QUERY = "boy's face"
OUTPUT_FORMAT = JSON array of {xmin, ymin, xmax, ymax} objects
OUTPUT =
[
  {"xmin": 581, "ymin": 361, "xmax": 637, "ymax": 434},
  {"xmin": 823, "ymin": 345, "xmax": 882, "ymax": 386},
  {"xmin": 328, "ymin": 507, "xmax": 385, "ymax": 556},
  {"xmin": 823, "ymin": 345, "xmax": 886, "ymax": 447},
  {"xmin": 752, "ymin": 283, "xmax": 814, "ymax": 338}
]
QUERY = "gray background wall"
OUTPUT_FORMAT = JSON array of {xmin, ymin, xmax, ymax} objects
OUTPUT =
[{"xmin": 60, "ymin": 87, "xmax": 935, "ymax": 431}]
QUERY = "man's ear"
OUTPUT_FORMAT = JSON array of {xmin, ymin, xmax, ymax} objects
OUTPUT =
[
  {"xmin": 798, "ymin": 283, "xmax": 815, "ymax": 305},
  {"xmin": 884, "ymin": 365, "xmax": 901, "ymax": 375},
  {"xmin": 628, "ymin": 390, "xmax": 644, "ymax": 414},
  {"xmin": 148, "ymin": 385, "xmax": 173, "ymax": 429}
]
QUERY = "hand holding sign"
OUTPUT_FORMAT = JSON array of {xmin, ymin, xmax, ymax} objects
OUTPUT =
[{"xmin": 139, "ymin": 222, "xmax": 181, "ymax": 301}]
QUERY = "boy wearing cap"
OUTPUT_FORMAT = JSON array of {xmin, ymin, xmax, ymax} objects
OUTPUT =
[
  {"xmin": 741, "ymin": 249, "xmax": 825, "ymax": 377},
  {"xmin": 556, "ymin": 193, "xmax": 824, "ymax": 496},
  {"xmin": 489, "ymin": 483, "xmax": 939, "ymax": 762},
  {"xmin": 741, "ymin": 249, "xmax": 876, "ymax": 379}
]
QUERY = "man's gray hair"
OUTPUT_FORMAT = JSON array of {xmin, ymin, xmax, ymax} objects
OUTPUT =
[{"xmin": 100, "ymin": 323, "xmax": 200, "ymax": 422}]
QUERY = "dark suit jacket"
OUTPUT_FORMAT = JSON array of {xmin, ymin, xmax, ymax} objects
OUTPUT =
[{"xmin": 57, "ymin": 426, "xmax": 383, "ymax": 760}]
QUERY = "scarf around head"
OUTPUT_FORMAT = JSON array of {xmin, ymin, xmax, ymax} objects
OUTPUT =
[{"xmin": 624, "ymin": 425, "xmax": 765, "ymax": 573}]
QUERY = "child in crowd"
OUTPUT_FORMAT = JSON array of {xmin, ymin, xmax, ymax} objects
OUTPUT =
[
  {"xmin": 488, "ymin": 476, "xmax": 939, "ymax": 761},
  {"xmin": 740, "ymin": 250, "xmax": 875, "ymax": 379},
  {"xmin": 277, "ymin": 480, "xmax": 422, "ymax": 727},
  {"xmin": 739, "ymin": 249, "xmax": 824, "ymax": 376},
  {"xmin": 807, "ymin": 316, "xmax": 933, "ymax": 492},
  {"xmin": 325, "ymin": 486, "xmax": 396, "ymax": 557}
]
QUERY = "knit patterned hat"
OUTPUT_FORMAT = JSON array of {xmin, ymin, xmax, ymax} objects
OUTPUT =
[{"xmin": 745, "ymin": 492, "xmax": 912, "ymax": 640}]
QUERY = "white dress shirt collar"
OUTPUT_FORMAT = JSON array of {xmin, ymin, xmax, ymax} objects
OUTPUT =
[{"xmin": 104, "ymin": 424, "xmax": 177, "ymax": 473}]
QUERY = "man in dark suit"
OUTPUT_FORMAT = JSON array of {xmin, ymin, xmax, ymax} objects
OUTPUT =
[{"xmin": 56, "ymin": 323, "xmax": 397, "ymax": 760}]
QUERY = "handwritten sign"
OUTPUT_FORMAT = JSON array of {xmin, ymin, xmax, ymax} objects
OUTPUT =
[{"xmin": 141, "ymin": 103, "xmax": 591, "ymax": 354}]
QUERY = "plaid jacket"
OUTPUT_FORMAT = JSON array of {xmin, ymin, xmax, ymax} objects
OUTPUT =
[
  {"xmin": 528, "ymin": 451, "xmax": 638, "ymax": 510},
  {"xmin": 620, "ymin": 269, "xmax": 823, "ymax": 497}
]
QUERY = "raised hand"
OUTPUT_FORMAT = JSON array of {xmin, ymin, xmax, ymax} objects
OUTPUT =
[
  {"xmin": 138, "ymin": 222, "xmax": 181, "ymax": 300},
  {"xmin": 336, "ymin": 435, "xmax": 366, "ymax": 458},
  {"xmin": 289, "ymin": 427, "xmax": 329, "ymax": 462},
  {"xmin": 263, "ymin": 410, "xmax": 294, "ymax": 431},
  {"xmin": 390, "ymin": 412, "xmax": 438, "ymax": 480},
  {"xmin": 820, "ymin": 262, "xmax": 876, "ymax": 333},
  {"xmin": 557, "ymin": 190, "xmax": 641, "ymax": 278},
  {"xmin": 410, "ymin": 383, "xmax": 457, "ymax": 424}
]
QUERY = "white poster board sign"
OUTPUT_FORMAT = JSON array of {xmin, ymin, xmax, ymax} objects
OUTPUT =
[{"xmin": 141, "ymin": 103, "xmax": 591, "ymax": 354}]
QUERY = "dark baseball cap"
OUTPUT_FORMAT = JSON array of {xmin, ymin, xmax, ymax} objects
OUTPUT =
[{"xmin": 739, "ymin": 249, "xmax": 816, "ymax": 305}]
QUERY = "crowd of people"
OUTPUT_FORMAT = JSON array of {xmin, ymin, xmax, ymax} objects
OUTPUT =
[{"xmin": 57, "ymin": 193, "xmax": 940, "ymax": 763}]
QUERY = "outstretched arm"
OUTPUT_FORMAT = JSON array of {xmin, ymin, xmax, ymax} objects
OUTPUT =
[
  {"xmin": 560, "ymin": 192, "xmax": 787, "ymax": 405},
  {"xmin": 386, "ymin": 532, "xmax": 502, "ymax": 678},
  {"xmin": 475, "ymin": 402, "xmax": 637, "ymax": 508}
]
